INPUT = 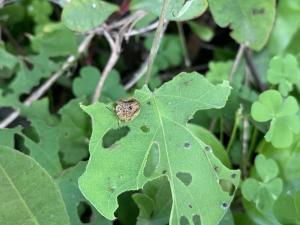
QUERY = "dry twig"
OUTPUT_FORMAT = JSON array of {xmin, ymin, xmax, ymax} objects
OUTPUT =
[{"xmin": 92, "ymin": 31, "xmax": 121, "ymax": 103}]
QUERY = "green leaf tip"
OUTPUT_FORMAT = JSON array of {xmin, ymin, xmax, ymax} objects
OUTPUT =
[{"xmin": 79, "ymin": 72, "xmax": 239, "ymax": 225}]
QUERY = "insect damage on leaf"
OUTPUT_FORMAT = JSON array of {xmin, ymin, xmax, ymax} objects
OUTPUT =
[{"xmin": 79, "ymin": 72, "xmax": 240, "ymax": 225}]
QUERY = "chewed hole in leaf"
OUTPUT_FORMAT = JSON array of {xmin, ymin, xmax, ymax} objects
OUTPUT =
[
  {"xmin": 231, "ymin": 173, "xmax": 237, "ymax": 179},
  {"xmin": 140, "ymin": 125, "xmax": 150, "ymax": 133},
  {"xmin": 77, "ymin": 201, "xmax": 93, "ymax": 223},
  {"xmin": 180, "ymin": 216, "xmax": 190, "ymax": 225},
  {"xmin": 143, "ymin": 142, "xmax": 159, "ymax": 177},
  {"xmin": 176, "ymin": 172, "xmax": 192, "ymax": 186},
  {"xmin": 205, "ymin": 145, "xmax": 212, "ymax": 152},
  {"xmin": 221, "ymin": 202, "xmax": 229, "ymax": 209},
  {"xmin": 192, "ymin": 214, "xmax": 201, "ymax": 225},
  {"xmin": 219, "ymin": 179, "xmax": 236, "ymax": 196},
  {"xmin": 22, "ymin": 126, "xmax": 40, "ymax": 143},
  {"xmin": 102, "ymin": 126, "xmax": 130, "ymax": 148},
  {"xmin": 184, "ymin": 142, "xmax": 192, "ymax": 149}
]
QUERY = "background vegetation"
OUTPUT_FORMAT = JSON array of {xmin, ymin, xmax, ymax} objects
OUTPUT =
[{"xmin": 0, "ymin": 0, "xmax": 300, "ymax": 225}]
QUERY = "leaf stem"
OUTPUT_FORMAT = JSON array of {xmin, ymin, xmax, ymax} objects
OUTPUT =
[
  {"xmin": 247, "ymin": 127, "xmax": 258, "ymax": 161},
  {"xmin": 226, "ymin": 107, "xmax": 243, "ymax": 153},
  {"xmin": 241, "ymin": 115, "xmax": 249, "ymax": 177},
  {"xmin": 228, "ymin": 44, "xmax": 246, "ymax": 81},
  {"xmin": 144, "ymin": 0, "xmax": 170, "ymax": 84},
  {"xmin": 177, "ymin": 22, "xmax": 191, "ymax": 68}
]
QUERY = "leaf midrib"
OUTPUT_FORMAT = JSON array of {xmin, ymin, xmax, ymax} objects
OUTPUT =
[
  {"xmin": 152, "ymin": 96, "xmax": 180, "ymax": 224},
  {"xmin": 0, "ymin": 161, "xmax": 40, "ymax": 225}
]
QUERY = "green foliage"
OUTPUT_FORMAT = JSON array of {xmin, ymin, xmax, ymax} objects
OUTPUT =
[
  {"xmin": 79, "ymin": 73, "xmax": 240, "ymax": 225},
  {"xmin": 0, "ymin": 146, "xmax": 70, "ymax": 225},
  {"xmin": 251, "ymin": 90, "xmax": 300, "ymax": 148},
  {"xmin": 130, "ymin": 0, "xmax": 208, "ymax": 21},
  {"xmin": 132, "ymin": 176, "xmax": 172, "ymax": 225},
  {"xmin": 72, "ymin": 66, "xmax": 126, "ymax": 101},
  {"xmin": 267, "ymin": 54, "xmax": 300, "ymax": 96},
  {"xmin": 62, "ymin": 0, "xmax": 118, "ymax": 32},
  {"xmin": 2, "ymin": 0, "xmax": 300, "ymax": 224},
  {"xmin": 30, "ymin": 23, "xmax": 78, "ymax": 57},
  {"xmin": 268, "ymin": 0, "xmax": 300, "ymax": 54},
  {"xmin": 56, "ymin": 162, "xmax": 112, "ymax": 225},
  {"xmin": 0, "ymin": 48, "xmax": 18, "ymax": 70},
  {"xmin": 208, "ymin": 0, "xmax": 276, "ymax": 50},
  {"xmin": 187, "ymin": 21, "xmax": 214, "ymax": 42},
  {"xmin": 241, "ymin": 155, "xmax": 283, "ymax": 212},
  {"xmin": 205, "ymin": 61, "xmax": 232, "ymax": 84},
  {"xmin": 273, "ymin": 191, "xmax": 300, "ymax": 224}
]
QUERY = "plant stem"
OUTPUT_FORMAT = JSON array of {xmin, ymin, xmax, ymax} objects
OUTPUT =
[
  {"xmin": 226, "ymin": 107, "xmax": 243, "ymax": 153},
  {"xmin": 241, "ymin": 116, "xmax": 249, "ymax": 177},
  {"xmin": 228, "ymin": 44, "xmax": 246, "ymax": 81},
  {"xmin": 248, "ymin": 127, "xmax": 258, "ymax": 161},
  {"xmin": 177, "ymin": 22, "xmax": 191, "ymax": 68},
  {"xmin": 244, "ymin": 47, "xmax": 267, "ymax": 91},
  {"xmin": 144, "ymin": 0, "xmax": 170, "ymax": 84}
]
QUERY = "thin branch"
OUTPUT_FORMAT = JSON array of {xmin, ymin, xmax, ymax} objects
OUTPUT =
[
  {"xmin": 228, "ymin": 44, "xmax": 246, "ymax": 81},
  {"xmin": 242, "ymin": 115, "xmax": 249, "ymax": 178},
  {"xmin": 244, "ymin": 47, "xmax": 266, "ymax": 91},
  {"xmin": 177, "ymin": 22, "xmax": 191, "ymax": 68},
  {"xmin": 0, "ymin": 32, "xmax": 95, "ymax": 128},
  {"xmin": 125, "ymin": 20, "xmax": 159, "ymax": 38},
  {"xmin": 92, "ymin": 31, "xmax": 121, "ymax": 103},
  {"xmin": 144, "ymin": 0, "xmax": 170, "ymax": 84}
]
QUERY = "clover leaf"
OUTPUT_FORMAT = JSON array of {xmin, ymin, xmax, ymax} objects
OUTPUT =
[
  {"xmin": 267, "ymin": 54, "xmax": 300, "ymax": 96},
  {"xmin": 251, "ymin": 90, "xmax": 300, "ymax": 148},
  {"xmin": 241, "ymin": 155, "xmax": 283, "ymax": 212},
  {"xmin": 79, "ymin": 72, "xmax": 240, "ymax": 225}
]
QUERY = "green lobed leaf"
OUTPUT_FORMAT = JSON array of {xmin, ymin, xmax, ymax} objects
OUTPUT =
[
  {"xmin": 241, "ymin": 155, "xmax": 283, "ymax": 212},
  {"xmin": 132, "ymin": 176, "xmax": 172, "ymax": 225},
  {"xmin": 9, "ymin": 53, "xmax": 58, "ymax": 97},
  {"xmin": 72, "ymin": 66, "xmax": 126, "ymax": 101},
  {"xmin": 57, "ymin": 98, "xmax": 90, "ymax": 166},
  {"xmin": 0, "ymin": 146, "xmax": 70, "ymax": 225},
  {"xmin": 255, "ymin": 154, "xmax": 279, "ymax": 182},
  {"xmin": 27, "ymin": 0, "xmax": 52, "ymax": 26},
  {"xmin": 208, "ymin": 0, "xmax": 276, "ymax": 50},
  {"xmin": 62, "ymin": 0, "xmax": 118, "ymax": 32},
  {"xmin": 251, "ymin": 90, "xmax": 300, "ymax": 148},
  {"xmin": 205, "ymin": 61, "xmax": 233, "ymax": 84},
  {"xmin": 273, "ymin": 191, "xmax": 300, "ymax": 224},
  {"xmin": 56, "ymin": 162, "xmax": 112, "ymax": 225},
  {"xmin": 267, "ymin": 54, "xmax": 300, "ymax": 96},
  {"xmin": 258, "ymin": 139, "xmax": 300, "ymax": 190},
  {"xmin": 30, "ymin": 23, "xmax": 78, "ymax": 57},
  {"xmin": 79, "ymin": 72, "xmax": 240, "ymax": 225},
  {"xmin": 130, "ymin": 0, "xmax": 208, "ymax": 21},
  {"xmin": 20, "ymin": 119, "xmax": 62, "ymax": 177},
  {"xmin": 0, "ymin": 48, "xmax": 18, "ymax": 70}
]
